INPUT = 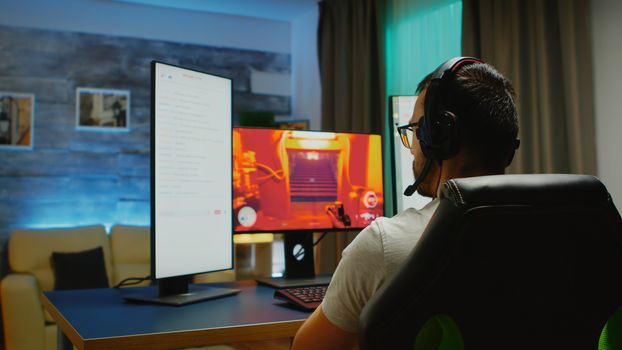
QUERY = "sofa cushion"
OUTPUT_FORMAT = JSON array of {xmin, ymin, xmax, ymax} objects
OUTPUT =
[
  {"xmin": 110, "ymin": 225, "xmax": 150, "ymax": 286},
  {"xmin": 8, "ymin": 225, "xmax": 112, "ymax": 292},
  {"xmin": 51, "ymin": 246, "xmax": 109, "ymax": 290}
]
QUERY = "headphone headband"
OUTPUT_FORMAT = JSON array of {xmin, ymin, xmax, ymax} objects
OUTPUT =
[{"xmin": 431, "ymin": 57, "xmax": 483, "ymax": 81}]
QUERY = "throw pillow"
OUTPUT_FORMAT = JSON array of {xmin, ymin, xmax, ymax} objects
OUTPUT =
[{"xmin": 51, "ymin": 246, "xmax": 109, "ymax": 290}]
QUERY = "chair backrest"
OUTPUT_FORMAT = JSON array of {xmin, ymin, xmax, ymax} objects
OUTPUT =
[{"xmin": 359, "ymin": 174, "xmax": 622, "ymax": 349}]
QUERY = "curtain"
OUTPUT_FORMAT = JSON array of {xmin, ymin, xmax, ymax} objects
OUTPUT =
[
  {"xmin": 462, "ymin": 0, "xmax": 597, "ymax": 175},
  {"xmin": 318, "ymin": 0, "xmax": 384, "ymax": 134},
  {"xmin": 385, "ymin": 0, "xmax": 463, "ymax": 96},
  {"xmin": 317, "ymin": 0, "xmax": 385, "ymax": 271}
]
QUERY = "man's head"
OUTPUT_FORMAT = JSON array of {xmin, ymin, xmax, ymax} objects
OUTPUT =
[{"xmin": 406, "ymin": 58, "xmax": 519, "ymax": 197}]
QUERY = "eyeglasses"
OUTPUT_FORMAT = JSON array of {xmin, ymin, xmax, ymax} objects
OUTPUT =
[{"xmin": 396, "ymin": 121, "xmax": 419, "ymax": 149}]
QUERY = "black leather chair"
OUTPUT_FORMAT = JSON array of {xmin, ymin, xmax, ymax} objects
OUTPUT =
[{"xmin": 359, "ymin": 174, "xmax": 622, "ymax": 349}]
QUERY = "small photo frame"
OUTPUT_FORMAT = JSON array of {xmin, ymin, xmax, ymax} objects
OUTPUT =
[
  {"xmin": 76, "ymin": 87, "xmax": 130, "ymax": 132},
  {"xmin": 274, "ymin": 119, "xmax": 310, "ymax": 130},
  {"xmin": 0, "ymin": 92, "xmax": 35, "ymax": 150}
]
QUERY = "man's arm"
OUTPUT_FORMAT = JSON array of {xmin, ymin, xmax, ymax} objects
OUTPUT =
[
  {"xmin": 291, "ymin": 304, "xmax": 358, "ymax": 350},
  {"xmin": 292, "ymin": 222, "xmax": 385, "ymax": 349}
]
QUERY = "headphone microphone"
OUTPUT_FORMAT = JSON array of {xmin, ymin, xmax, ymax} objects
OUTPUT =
[{"xmin": 403, "ymin": 158, "xmax": 433, "ymax": 196}]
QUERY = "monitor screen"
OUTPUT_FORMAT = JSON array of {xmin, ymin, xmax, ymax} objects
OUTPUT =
[
  {"xmin": 152, "ymin": 62, "xmax": 233, "ymax": 279},
  {"xmin": 389, "ymin": 95, "xmax": 432, "ymax": 212},
  {"xmin": 232, "ymin": 128, "xmax": 384, "ymax": 232}
]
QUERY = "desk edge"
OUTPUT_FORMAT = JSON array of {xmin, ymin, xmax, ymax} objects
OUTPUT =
[
  {"xmin": 40, "ymin": 292, "xmax": 85, "ymax": 350},
  {"xmin": 83, "ymin": 319, "xmax": 305, "ymax": 350}
]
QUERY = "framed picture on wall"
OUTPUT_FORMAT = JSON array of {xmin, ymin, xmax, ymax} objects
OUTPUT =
[
  {"xmin": 274, "ymin": 119, "xmax": 310, "ymax": 130},
  {"xmin": 0, "ymin": 92, "xmax": 35, "ymax": 150},
  {"xmin": 76, "ymin": 87, "xmax": 130, "ymax": 132}
]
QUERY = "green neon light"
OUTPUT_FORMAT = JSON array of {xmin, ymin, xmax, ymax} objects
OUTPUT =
[{"xmin": 382, "ymin": 0, "xmax": 462, "ymax": 215}]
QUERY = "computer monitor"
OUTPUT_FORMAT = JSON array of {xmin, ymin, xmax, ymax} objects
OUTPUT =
[
  {"xmin": 389, "ymin": 96, "xmax": 432, "ymax": 212},
  {"xmin": 125, "ymin": 61, "xmax": 239, "ymax": 305},
  {"xmin": 232, "ymin": 127, "xmax": 384, "ymax": 286}
]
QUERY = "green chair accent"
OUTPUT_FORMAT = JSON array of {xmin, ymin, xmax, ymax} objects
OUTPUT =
[
  {"xmin": 600, "ymin": 306, "xmax": 622, "ymax": 350},
  {"xmin": 415, "ymin": 314, "xmax": 464, "ymax": 350}
]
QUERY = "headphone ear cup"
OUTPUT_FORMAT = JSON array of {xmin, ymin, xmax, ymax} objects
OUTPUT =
[
  {"xmin": 420, "ymin": 80, "xmax": 440, "ymax": 158},
  {"xmin": 430, "ymin": 110, "xmax": 458, "ymax": 160},
  {"xmin": 422, "ymin": 57, "xmax": 483, "ymax": 161}
]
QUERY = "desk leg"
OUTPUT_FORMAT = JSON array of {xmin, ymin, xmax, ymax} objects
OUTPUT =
[{"xmin": 57, "ymin": 328, "xmax": 73, "ymax": 350}]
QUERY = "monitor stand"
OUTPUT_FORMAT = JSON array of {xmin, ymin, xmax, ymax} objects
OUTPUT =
[
  {"xmin": 256, "ymin": 232, "xmax": 332, "ymax": 288},
  {"xmin": 123, "ymin": 275, "xmax": 240, "ymax": 306}
]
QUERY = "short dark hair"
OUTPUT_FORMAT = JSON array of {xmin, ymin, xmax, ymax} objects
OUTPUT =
[
  {"xmin": 416, "ymin": 73, "xmax": 433, "ymax": 94},
  {"xmin": 418, "ymin": 62, "xmax": 519, "ymax": 168}
]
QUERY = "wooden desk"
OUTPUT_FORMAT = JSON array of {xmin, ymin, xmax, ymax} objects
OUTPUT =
[{"xmin": 41, "ymin": 281, "xmax": 309, "ymax": 350}]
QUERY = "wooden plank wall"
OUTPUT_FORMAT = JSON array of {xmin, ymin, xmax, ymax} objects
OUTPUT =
[{"xmin": 0, "ymin": 25, "xmax": 291, "ymax": 275}]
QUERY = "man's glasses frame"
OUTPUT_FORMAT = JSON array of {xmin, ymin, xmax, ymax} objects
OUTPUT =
[{"xmin": 396, "ymin": 121, "xmax": 419, "ymax": 149}]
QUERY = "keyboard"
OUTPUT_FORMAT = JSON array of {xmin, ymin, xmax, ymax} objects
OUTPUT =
[{"xmin": 274, "ymin": 285, "xmax": 328, "ymax": 311}]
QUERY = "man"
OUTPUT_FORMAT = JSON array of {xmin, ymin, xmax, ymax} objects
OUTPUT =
[{"xmin": 291, "ymin": 58, "xmax": 519, "ymax": 350}]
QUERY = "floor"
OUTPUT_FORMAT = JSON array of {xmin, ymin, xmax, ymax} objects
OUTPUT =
[
  {"xmin": 0, "ymin": 339, "xmax": 290, "ymax": 350},
  {"xmin": 229, "ymin": 339, "xmax": 291, "ymax": 350},
  {"xmin": 187, "ymin": 339, "xmax": 291, "ymax": 350}
]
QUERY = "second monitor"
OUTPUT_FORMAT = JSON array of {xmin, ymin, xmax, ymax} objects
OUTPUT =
[{"xmin": 232, "ymin": 128, "xmax": 384, "ymax": 285}]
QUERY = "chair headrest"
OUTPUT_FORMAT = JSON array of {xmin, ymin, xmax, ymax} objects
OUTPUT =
[{"xmin": 441, "ymin": 174, "xmax": 610, "ymax": 208}]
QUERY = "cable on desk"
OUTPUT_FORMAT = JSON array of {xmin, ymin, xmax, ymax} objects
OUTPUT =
[
  {"xmin": 114, "ymin": 275, "xmax": 151, "ymax": 288},
  {"xmin": 293, "ymin": 232, "xmax": 330, "ymax": 260}
]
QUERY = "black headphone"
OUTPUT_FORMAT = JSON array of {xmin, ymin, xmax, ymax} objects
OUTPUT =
[
  {"xmin": 403, "ymin": 57, "xmax": 520, "ymax": 197},
  {"xmin": 417, "ymin": 57, "xmax": 484, "ymax": 161}
]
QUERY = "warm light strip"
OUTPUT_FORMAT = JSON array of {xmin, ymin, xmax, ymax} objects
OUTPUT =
[
  {"xmin": 290, "ymin": 131, "xmax": 337, "ymax": 140},
  {"xmin": 296, "ymin": 139, "xmax": 331, "ymax": 149},
  {"xmin": 234, "ymin": 233, "xmax": 274, "ymax": 244}
]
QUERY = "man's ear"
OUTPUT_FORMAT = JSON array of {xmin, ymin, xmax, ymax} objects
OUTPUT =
[
  {"xmin": 505, "ymin": 139, "xmax": 520, "ymax": 167},
  {"xmin": 505, "ymin": 149, "xmax": 516, "ymax": 167}
]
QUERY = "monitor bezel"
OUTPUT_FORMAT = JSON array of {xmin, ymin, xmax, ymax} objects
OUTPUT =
[
  {"xmin": 232, "ymin": 126, "xmax": 386, "ymax": 235},
  {"xmin": 388, "ymin": 95, "xmax": 416, "ymax": 216},
  {"xmin": 151, "ymin": 60, "xmax": 235, "ymax": 279}
]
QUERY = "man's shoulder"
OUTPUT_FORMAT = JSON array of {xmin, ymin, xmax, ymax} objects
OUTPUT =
[
  {"xmin": 341, "ymin": 199, "xmax": 440, "ymax": 268},
  {"xmin": 369, "ymin": 199, "xmax": 441, "ymax": 270},
  {"xmin": 374, "ymin": 199, "xmax": 440, "ymax": 237},
  {"xmin": 346, "ymin": 209, "xmax": 423, "ymax": 254},
  {"xmin": 321, "ymin": 200, "xmax": 440, "ymax": 333}
]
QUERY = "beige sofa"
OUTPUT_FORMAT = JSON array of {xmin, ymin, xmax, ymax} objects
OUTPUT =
[
  {"xmin": 0, "ymin": 225, "xmax": 234, "ymax": 350},
  {"xmin": 1, "ymin": 225, "xmax": 150, "ymax": 350}
]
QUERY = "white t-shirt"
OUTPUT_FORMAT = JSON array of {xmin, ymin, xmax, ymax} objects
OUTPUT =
[{"xmin": 321, "ymin": 198, "xmax": 440, "ymax": 332}]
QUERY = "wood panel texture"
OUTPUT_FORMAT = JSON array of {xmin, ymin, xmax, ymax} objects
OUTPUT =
[{"xmin": 0, "ymin": 24, "xmax": 291, "ymax": 276}]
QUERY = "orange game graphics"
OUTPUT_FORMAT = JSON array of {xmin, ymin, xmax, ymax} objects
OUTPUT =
[{"xmin": 233, "ymin": 128, "xmax": 384, "ymax": 232}]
